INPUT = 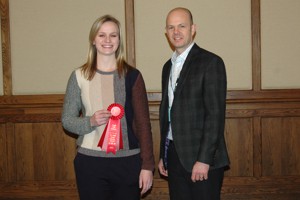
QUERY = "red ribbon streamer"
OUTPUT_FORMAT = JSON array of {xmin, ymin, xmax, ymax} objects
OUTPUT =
[{"xmin": 98, "ymin": 103, "xmax": 124, "ymax": 154}]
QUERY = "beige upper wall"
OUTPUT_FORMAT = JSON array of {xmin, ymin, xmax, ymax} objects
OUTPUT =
[
  {"xmin": 1, "ymin": 0, "xmax": 300, "ymax": 95},
  {"xmin": 135, "ymin": 0, "xmax": 252, "ymax": 91},
  {"xmin": 261, "ymin": 0, "xmax": 300, "ymax": 89},
  {"xmin": 9, "ymin": 0, "xmax": 125, "ymax": 94}
]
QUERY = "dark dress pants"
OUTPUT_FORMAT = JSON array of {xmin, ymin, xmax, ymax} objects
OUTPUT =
[
  {"xmin": 167, "ymin": 141, "xmax": 224, "ymax": 200},
  {"xmin": 74, "ymin": 153, "xmax": 141, "ymax": 200}
]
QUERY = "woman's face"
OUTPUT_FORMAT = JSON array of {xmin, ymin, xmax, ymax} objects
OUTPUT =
[{"xmin": 93, "ymin": 21, "xmax": 120, "ymax": 57}]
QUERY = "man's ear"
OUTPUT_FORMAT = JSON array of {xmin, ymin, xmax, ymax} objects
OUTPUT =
[{"xmin": 191, "ymin": 24, "xmax": 196, "ymax": 37}]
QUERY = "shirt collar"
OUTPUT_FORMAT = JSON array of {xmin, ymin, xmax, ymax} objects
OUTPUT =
[{"xmin": 171, "ymin": 42, "xmax": 195, "ymax": 64}]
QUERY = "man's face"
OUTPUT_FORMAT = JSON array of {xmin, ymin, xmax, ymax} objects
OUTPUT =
[{"xmin": 166, "ymin": 9, "xmax": 195, "ymax": 54}]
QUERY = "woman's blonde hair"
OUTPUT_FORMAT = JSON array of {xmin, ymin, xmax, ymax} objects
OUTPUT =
[{"xmin": 81, "ymin": 15, "xmax": 128, "ymax": 80}]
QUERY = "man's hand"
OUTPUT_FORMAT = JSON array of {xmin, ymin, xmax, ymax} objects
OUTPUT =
[
  {"xmin": 158, "ymin": 159, "xmax": 168, "ymax": 177},
  {"xmin": 191, "ymin": 162, "xmax": 209, "ymax": 182}
]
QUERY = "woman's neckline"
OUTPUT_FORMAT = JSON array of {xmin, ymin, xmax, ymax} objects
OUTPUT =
[{"xmin": 96, "ymin": 69, "xmax": 116, "ymax": 75}]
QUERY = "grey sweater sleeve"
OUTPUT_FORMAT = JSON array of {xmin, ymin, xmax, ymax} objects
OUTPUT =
[{"xmin": 61, "ymin": 71, "xmax": 95, "ymax": 135}]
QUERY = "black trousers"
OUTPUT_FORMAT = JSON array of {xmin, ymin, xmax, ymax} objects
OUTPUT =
[
  {"xmin": 167, "ymin": 141, "xmax": 224, "ymax": 200},
  {"xmin": 74, "ymin": 153, "xmax": 141, "ymax": 200}
]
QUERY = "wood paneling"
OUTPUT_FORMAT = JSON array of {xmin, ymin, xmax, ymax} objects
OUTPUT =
[
  {"xmin": 262, "ymin": 117, "xmax": 300, "ymax": 176},
  {"xmin": 13, "ymin": 122, "xmax": 76, "ymax": 181},
  {"xmin": 124, "ymin": 0, "xmax": 136, "ymax": 67},
  {"xmin": 251, "ymin": 0, "xmax": 262, "ymax": 91},
  {"xmin": 225, "ymin": 118, "xmax": 253, "ymax": 177},
  {"xmin": 0, "ymin": 123, "xmax": 7, "ymax": 182},
  {"xmin": 0, "ymin": 0, "xmax": 12, "ymax": 95},
  {"xmin": 1, "ymin": 95, "xmax": 300, "ymax": 199}
]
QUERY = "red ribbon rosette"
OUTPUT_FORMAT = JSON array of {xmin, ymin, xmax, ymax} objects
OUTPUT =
[{"xmin": 97, "ymin": 103, "xmax": 124, "ymax": 154}]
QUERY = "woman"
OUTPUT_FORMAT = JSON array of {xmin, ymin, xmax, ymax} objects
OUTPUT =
[{"xmin": 62, "ymin": 15, "xmax": 154, "ymax": 200}]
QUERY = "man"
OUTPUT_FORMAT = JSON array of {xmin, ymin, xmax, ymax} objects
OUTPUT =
[{"xmin": 158, "ymin": 7, "xmax": 230, "ymax": 200}]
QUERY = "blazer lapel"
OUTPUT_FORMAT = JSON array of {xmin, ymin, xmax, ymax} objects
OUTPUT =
[
  {"xmin": 173, "ymin": 47, "xmax": 196, "ymax": 97},
  {"xmin": 161, "ymin": 61, "xmax": 172, "ymax": 110}
]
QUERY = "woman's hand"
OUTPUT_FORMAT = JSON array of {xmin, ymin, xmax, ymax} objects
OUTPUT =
[
  {"xmin": 90, "ymin": 109, "xmax": 111, "ymax": 127},
  {"xmin": 139, "ymin": 169, "xmax": 153, "ymax": 195}
]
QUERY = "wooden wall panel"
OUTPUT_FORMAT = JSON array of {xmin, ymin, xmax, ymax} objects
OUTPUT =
[
  {"xmin": 0, "ymin": 123, "xmax": 7, "ymax": 182},
  {"xmin": 14, "ymin": 123, "xmax": 35, "ymax": 181},
  {"xmin": 1, "ymin": 98, "xmax": 300, "ymax": 199},
  {"xmin": 262, "ymin": 117, "xmax": 300, "ymax": 176},
  {"xmin": 225, "ymin": 118, "xmax": 253, "ymax": 177},
  {"xmin": 14, "ymin": 122, "xmax": 76, "ymax": 181}
]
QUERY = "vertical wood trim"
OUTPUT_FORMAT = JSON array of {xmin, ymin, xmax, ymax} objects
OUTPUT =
[
  {"xmin": 253, "ymin": 116, "xmax": 262, "ymax": 177},
  {"xmin": 0, "ymin": 0, "xmax": 12, "ymax": 96},
  {"xmin": 251, "ymin": 0, "xmax": 261, "ymax": 91},
  {"xmin": 6, "ymin": 122, "xmax": 16, "ymax": 181},
  {"xmin": 124, "ymin": 0, "xmax": 136, "ymax": 67}
]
